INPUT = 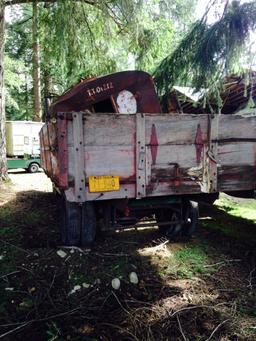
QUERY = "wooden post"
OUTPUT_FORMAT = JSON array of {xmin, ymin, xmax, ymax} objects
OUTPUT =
[
  {"xmin": 136, "ymin": 113, "xmax": 146, "ymax": 198},
  {"xmin": 72, "ymin": 112, "xmax": 86, "ymax": 202}
]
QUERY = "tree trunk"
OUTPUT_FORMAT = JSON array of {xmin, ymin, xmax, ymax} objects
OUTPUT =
[
  {"xmin": 0, "ymin": 0, "xmax": 8, "ymax": 182},
  {"xmin": 32, "ymin": 0, "xmax": 42, "ymax": 122}
]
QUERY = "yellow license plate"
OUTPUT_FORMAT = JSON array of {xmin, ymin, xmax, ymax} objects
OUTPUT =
[{"xmin": 89, "ymin": 176, "xmax": 120, "ymax": 193}]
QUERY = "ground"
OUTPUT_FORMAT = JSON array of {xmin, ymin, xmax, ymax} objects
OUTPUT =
[{"xmin": 0, "ymin": 170, "xmax": 256, "ymax": 341}]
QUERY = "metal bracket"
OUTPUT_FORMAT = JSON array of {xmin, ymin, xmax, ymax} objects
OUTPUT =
[
  {"xmin": 202, "ymin": 114, "xmax": 219, "ymax": 193},
  {"xmin": 72, "ymin": 112, "xmax": 86, "ymax": 202},
  {"xmin": 136, "ymin": 113, "xmax": 146, "ymax": 198},
  {"xmin": 57, "ymin": 113, "xmax": 68, "ymax": 189}
]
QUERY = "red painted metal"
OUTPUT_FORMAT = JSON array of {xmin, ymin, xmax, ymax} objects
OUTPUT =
[
  {"xmin": 49, "ymin": 71, "xmax": 161, "ymax": 115},
  {"xmin": 150, "ymin": 124, "xmax": 158, "ymax": 165},
  {"xmin": 195, "ymin": 124, "xmax": 203, "ymax": 164},
  {"xmin": 57, "ymin": 114, "xmax": 68, "ymax": 189}
]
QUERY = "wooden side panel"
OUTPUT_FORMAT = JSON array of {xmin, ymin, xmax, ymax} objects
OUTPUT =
[
  {"xmin": 83, "ymin": 114, "xmax": 136, "ymax": 146},
  {"xmin": 68, "ymin": 146, "xmax": 135, "ymax": 181},
  {"xmin": 40, "ymin": 121, "xmax": 63, "ymax": 185},
  {"xmin": 42, "ymin": 112, "xmax": 256, "ymax": 201},
  {"xmin": 218, "ymin": 142, "xmax": 256, "ymax": 191},
  {"xmin": 145, "ymin": 114, "xmax": 209, "ymax": 145},
  {"xmin": 218, "ymin": 115, "xmax": 256, "ymax": 140}
]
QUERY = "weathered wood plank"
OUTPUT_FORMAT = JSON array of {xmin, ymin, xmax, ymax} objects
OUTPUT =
[
  {"xmin": 218, "ymin": 115, "xmax": 256, "ymax": 140},
  {"xmin": 68, "ymin": 146, "xmax": 135, "ymax": 180},
  {"xmin": 218, "ymin": 165, "xmax": 256, "ymax": 192},
  {"xmin": 145, "ymin": 114, "xmax": 209, "ymax": 145},
  {"xmin": 83, "ymin": 114, "xmax": 135, "ymax": 146}
]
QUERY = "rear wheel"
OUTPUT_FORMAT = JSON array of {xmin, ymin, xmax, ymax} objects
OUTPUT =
[
  {"xmin": 157, "ymin": 200, "xmax": 199, "ymax": 238},
  {"xmin": 28, "ymin": 163, "xmax": 39, "ymax": 173},
  {"xmin": 60, "ymin": 196, "xmax": 96, "ymax": 246},
  {"xmin": 157, "ymin": 208, "xmax": 183, "ymax": 238}
]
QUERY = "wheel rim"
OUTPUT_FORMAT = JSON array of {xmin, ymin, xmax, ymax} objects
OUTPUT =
[{"xmin": 30, "ymin": 165, "xmax": 38, "ymax": 172}]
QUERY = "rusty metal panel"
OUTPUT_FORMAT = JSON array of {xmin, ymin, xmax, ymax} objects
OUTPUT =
[{"xmin": 49, "ymin": 71, "xmax": 161, "ymax": 115}]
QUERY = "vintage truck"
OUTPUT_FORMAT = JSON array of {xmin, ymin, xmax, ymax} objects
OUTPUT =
[
  {"xmin": 6, "ymin": 120, "xmax": 43, "ymax": 173},
  {"xmin": 40, "ymin": 71, "xmax": 256, "ymax": 246}
]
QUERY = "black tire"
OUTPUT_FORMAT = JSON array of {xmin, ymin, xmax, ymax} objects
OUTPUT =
[
  {"xmin": 61, "ymin": 198, "xmax": 81, "ymax": 246},
  {"xmin": 181, "ymin": 201, "xmax": 198, "ymax": 237},
  {"xmin": 60, "ymin": 196, "xmax": 96, "ymax": 246},
  {"xmin": 28, "ymin": 163, "xmax": 39, "ymax": 173}
]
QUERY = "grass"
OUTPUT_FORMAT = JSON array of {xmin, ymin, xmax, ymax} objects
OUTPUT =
[
  {"xmin": 171, "ymin": 244, "xmax": 210, "ymax": 278},
  {"xmin": 200, "ymin": 193, "xmax": 256, "ymax": 244},
  {"xmin": 216, "ymin": 194, "xmax": 256, "ymax": 222},
  {"xmin": 139, "ymin": 241, "xmax": 213, "ymax": 280}
]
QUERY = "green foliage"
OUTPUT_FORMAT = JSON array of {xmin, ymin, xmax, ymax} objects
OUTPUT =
[
  {"xmin": 39, "ymin": 0, "xmax": 142, "ymax": 90},
  {"xmin": 154, "ymin": 0, "xmax": 256, "ymax": 98},
  {"xmin": 169, "ymin": 244, "xmax": 209, "ymax": 278},
  {"xmin": 5, "ymin": 55, "xmax": 32, "ymax": 119},
  {"xmin": 5, "ymin": 5, "xmax": 33, "ymax": 120},
  {"xmin": 4, "ymin": 0, "xmax": 198, "ymax": 119},
  {"xmin": 216, "ymin": 194, "xmax": 256, "ymax": 223},
  {"xmin": 129, "ymin": 10, "xmax": 174, "ymax": 72},
  {"xmin": 46, "ymin": 322, "xmax": 61, "ymax": 341}
]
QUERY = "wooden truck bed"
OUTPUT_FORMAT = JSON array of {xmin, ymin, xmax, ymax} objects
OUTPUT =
[{"xmin": 40, "ymin": 112, "xmax": 256, "ymax": 202}]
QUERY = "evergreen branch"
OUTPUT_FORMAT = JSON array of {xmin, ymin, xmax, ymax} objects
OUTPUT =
[
  {"xmin": 154, "ymin": 0, "xmax": 256, "ymax": 96},
  {"xmin": 5, "ymin": 0, "xmax": 98, "ymax": 6}
]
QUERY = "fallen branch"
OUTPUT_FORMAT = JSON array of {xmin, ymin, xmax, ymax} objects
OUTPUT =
[
  {"xmin": 0, "ymin": 322, "xmax": 31, "ymax": 339},
  {"xmin": 0, "ymin": 239, "xmax": 32, "ymax": 255},
  {"xmin": 169, "ymin": 302, "xmax": 229, "ymax": 318},
  {"xmin": 177, "ymin": 314, "xmax": 187, "ymax": 341},
  {"xmin": 205, "ymin": 319, "xmax": 229, "ymax": 341},
  {"xmin": 0, "ymin": 270, "xmax": 20, "ymax": 279},
  {"xmin": 204, "ymin": 259, "xmax": 241, "ymax": 268}
]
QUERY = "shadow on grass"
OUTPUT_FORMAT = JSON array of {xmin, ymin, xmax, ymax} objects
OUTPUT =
[
  {"xmin": 199, "ymin": 201, "xmax": 256, "ymax": 254},
  {"xmin": 0, "ymin": 191, "xmax": 255, "ymax": 340}
]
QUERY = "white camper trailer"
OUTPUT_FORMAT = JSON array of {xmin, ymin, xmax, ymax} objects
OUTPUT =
[
  {"xmin": 6, "ymin": 121, "xmax": 44, "ymax": 173},
  {"xmin": 6, "ymin": 121, "xmax": 43, "ymax": 157}
]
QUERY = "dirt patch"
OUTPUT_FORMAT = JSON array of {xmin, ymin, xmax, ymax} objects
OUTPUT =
[
  {"xmin": 8, "ymin": 170, "xmax": 52, "ymax": 193},
  {"xmin": 0, "ymin": 185, "xmax": 255, "ymax": 340}
]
